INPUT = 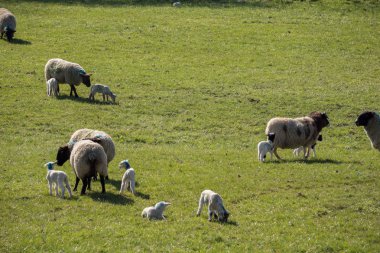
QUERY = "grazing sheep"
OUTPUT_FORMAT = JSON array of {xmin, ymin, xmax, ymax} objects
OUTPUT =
[
  {"xmin": 69, "ymin": 140, "xmax": 108, "ymax": 195},
  {"xmin": 56, "ymin": 128, "xmax": 115, "ymax": 167},
  {"xmin": 257, "ymin": 133, "xmax": 275, "ymax": 162},
  {"xmin": 173, "ymin": 1, "xmax": 181, "ymax": 7},
  {"xmin": 196, "ymin": 190, "xmax": 229, "ymax": 222},
  {"xmin": 46, "ymin": 78, "xmax": 59, "ymax": 97},
  {"xmin": 88, "ymin": 84, "xmax": 117, "ymax": 103},
  {"xmin": 119, "ymin": 160, "xmax": 135, "ymax": 195},
  {"xmin": 265, "ymin": 111, "xmax": 329, "ymax": 159},
  {"xmin": 142, "ymin": 201, "xmax": 171, "ymax": 220},
  {"xmin": 355, "ymin": 111, "xmax": 380, "ymax": 151},
  {"xmin": 45, "ymin": 162, "xmax": 72, "ymax": 198},
  {"xmin": 44, "ymin": 58, "xmax": 91, "ymax": 97},
  {"xmin": 0, "ymin": 8, "xmax": 16, "ymax": 42},
  {"xmin": 293, "ymin": 134, "xmax": 323, "ymax": 157}
]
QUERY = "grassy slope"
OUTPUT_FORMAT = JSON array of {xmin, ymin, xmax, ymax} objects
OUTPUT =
[{"xmin": 0, "ymin": 0, "xmax": 379, "ymax": 252}]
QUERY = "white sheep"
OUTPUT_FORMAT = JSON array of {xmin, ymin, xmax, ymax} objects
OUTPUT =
[
  {"xmin": 118, "ymin": 160, "xmax": 135, "ymax": 195},
  {"xmin": 88, "ymin": 84, "xmax": 117, "ymax": 103},
  {"xmin": 0, "ymin": 8, "xmax": 16, "ymax": 42},
  {"xmin": 45, "ymin": 162, "xmax": 72, "ymax": 198},
  {"xmin": 44, "ymin": 58, "xmax": 91, "ymax": 97},
  {"xmin": 265, "ymin": 111, "xmax": 329, "ymax": 159},
  {"xmin": 257, "ymin": 133, "xmax": 275, "ymax": 162},
  {"xmin": 196, "ymin": 190, "xmax": 229, "ymax": 222},
  {"xmin": 69, "ymin": 140, "xmax": 108, "ymax": 195},
  {"xmin": 46, "ymin": 78, "xmax": 59, "ymax": 97},
  {"xmin": 293, "ymin": 134, "xmax": 322, "ymax": 157},
  {"xmin": 172, "ymin": 1, "xmax": 181, "ymax": 7},
  {"xmin": 355, "ymin": 111, "xmax": 380, "ymax": 151},
  {"xmin": 142, "ymin": 201, "xmax": 171, "ymax": 220}
]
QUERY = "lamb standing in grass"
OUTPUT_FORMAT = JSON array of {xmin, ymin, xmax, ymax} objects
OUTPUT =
[
  {"xmin": 196, "ymin": 190, "xmax": 229, "ymax": 222},
  {"xmin": 142, "ymin": 201, "xmax": 171, "ymax": 220},
  {"xmin": 257, "ymin": 133, "xmax": 275, "ymax": 162},
  {"xmin": 44, "ymin": 58, "xmax": 91, "ymax": 97},
  {"xmin": 293, "ymin": 134, "xmax": 322, "ymax": 157},
  {"xmin": 88, "ymin": 84, "xmax": 117, "ymax": 103},
  {"xmin": 119, "ymin": 160, "xmax": 135, "ymax": 195},
  {"xmin": 355, "ymin": 111, "xmax": 380, "ymax": 151},
  {"xmin": 0, "ymin": 8, "xmax": 16, "ymax": 42},
  {"xmin": 45, "ymin": 162, "xmax": 72, "ymax": 198},
  {"xmin": 46, "ymin": 78, "xmax": 59, "ymax": 97}
]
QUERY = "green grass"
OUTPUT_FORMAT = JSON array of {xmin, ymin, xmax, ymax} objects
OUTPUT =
[{"xmin": 0, "ymin": 0, "xmax": 379, "ymax": 252}]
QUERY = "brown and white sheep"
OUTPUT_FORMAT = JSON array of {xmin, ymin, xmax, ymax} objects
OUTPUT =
[
  {"xmin": 265, "ymin": 112, "xmax": 329, "ymax": 159},
  {"xmin": 355, "ymin": 111, "xmax": 380, "ymax": 151}
]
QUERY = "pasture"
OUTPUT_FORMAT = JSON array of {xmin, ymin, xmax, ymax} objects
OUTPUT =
[{"xmin": 0, "ymin": 0, "xmax": 379, "ymax": 252}]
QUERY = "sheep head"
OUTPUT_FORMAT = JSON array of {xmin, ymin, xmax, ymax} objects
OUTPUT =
[
  {"xmin": 80, "ymin": 72, "xmax": 91, "ymax": 87},
  {"xmin": 355, "ymin": 111, "xmax": 375, "ymax": 127},
  {"xmin": 56, "ymin": 145, "xmax": 71, "ymax": 166},
  {"xmin": 5, "ymin": 26, "xmax": 15, "ymax": 42},
  {"xmin": 309, "ymin": 111, "xmax": 329, "ymax": 132}
]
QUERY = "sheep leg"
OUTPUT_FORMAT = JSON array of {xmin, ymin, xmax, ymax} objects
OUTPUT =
[
  {"xmin": 55, "ymin": 183, "xmax": 59, "ymax": 197},
  {"xmin": 119, "ymin": 181, "xmax": 125, "ymax": 194},
  {"xmin": 100, "ymin": 175, "xmax": 106, "ymax": 194},
  {"xmin": 304, "ymin": 147, "xmax": 310, "ymax": 159},
  {"xmin": 130, "ymin": 180, "xmax": 135, "ymax": 195},
  {"xmin": 59, "ymin": 182, "xmax": 65, "ymax": 198},
  {"xmin": 273, "ymin": 148, "xmax": 282, "ymax": 160},
  {"xmin": 196, "ymin": 197, "xmax": 204, "ymax": 216},
  {"xmin": 208, "ymin": 208, "xmax": 213, "ymax": 221},
  {"xmin": 49, "ymin": 182, "xmax": 53, "ymax": 196},
  {"xmin": 70, "ymin": 85, "xmax": 79, "ymax": 97},
  {"xmin": 73, "ymin": 176, "xmax": 80, "ymax": 191},
  {"xmin": 87, "ymin": 177, "xmax": 92, "ymax": 191},
  {"xmin": 80, "ymin": 178, "xmax": 88, "ymax": 195},
  {"xmin": 102, "ymin": 93, "xmax": 105, "ymax": 101}
]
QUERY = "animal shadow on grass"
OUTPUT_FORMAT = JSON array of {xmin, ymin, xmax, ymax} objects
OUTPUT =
[
  {"xmin": 88, "ymin": 191, "xmax": 134, "ymax": 205},
  {"xmin": 9, "ymin": 38, "xmax": 32, "ymax": 45},
  {"xmin": 107, "ymin": 178, "xmax": 150, "ymax": 200}
]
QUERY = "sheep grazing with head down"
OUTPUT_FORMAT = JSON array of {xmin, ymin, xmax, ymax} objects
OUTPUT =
[
  {"xmin": 265, "ymin": 111, "xmax": 329, "ymax": 160},
  {"xmin": 0, "ymin": 8, "xmax": 16, "ymax": 42},
  {"xmin": 196, "ymin": 190, "xmax": 229, "ymax": 222},
  {"xmin": 257, "ymin": 133, "xmax": 275, "ymax": 162},
  {"xmin": 293, "ymin": 134, "xmax": 323, "ymax": 158},
  {"xmin": 70, "ymin": 140, "xmax": 108, "ymax": 195},
  {"xmin": 355, "ymin": 111, "xmax": 380, "ymax": 151},
  {"xmin": 46, "ymin": 78, "xmax": 59, "ymax": 97},
  {"xmin": 44, "ymin": 58, "xmax": 91, "ymax": 97},
  {"xmin": 119, "ymin": 160, "xmax": 135, "ymax": 195},
  {"xmin": 45, "ymin": 162, "xmax": 72, "ymax": 198},
  {"xmin": 89, "ymin": 84, "xmax": 117, "ymax": 103},
  {"xmin": 142, "ymin": 201, "xmax": 171, "ymax": 220}
]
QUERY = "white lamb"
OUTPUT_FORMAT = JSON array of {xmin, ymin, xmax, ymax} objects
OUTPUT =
[
  {"xmin": 88, "ymin": 84, "xmax": 116, "ymax": 103},
  {"xmin": 293, "ymin": 134, "xmax": 322, "ymax": 157},
  {"xmin": 119, "ymin": 160, "xmax": 135, "ymax": 195},
  {"xmin": 196, "ymin": 190, "xmax": 229, "ymax": 222},
  {"xmin": 45, "ymin": 162, "xmax": 72, "ymax": 198},
  {"xmin": 257, "ymin": 133, "xmax": 275, "ymax": 162},
  {"xmin": 46, "ymin": 78, "xmax": 59, "ymax": 96},
  {"xmin": 142, "ymin": 201, "xmax": 171, "ymax": 220}
]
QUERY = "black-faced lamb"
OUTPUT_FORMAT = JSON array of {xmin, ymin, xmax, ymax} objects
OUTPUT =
[
  {"xmin": 265, "ymin": 111, "xmax": 329, "ymax": 159},
  {"xmin": 44, "ymin": 58, "xmax": 91, "ymax": 97},
  {"xmin": 45, "ymin": 162, "xmax": 72, "ymax": 198},
  {"xmin": 196, "ymin": 190, "xmax": 229, "ymax": 222},
  {"xmin": 119, "ymin": 160, "xmax": 135, "ymax": 195},
  {"xmin": 293, "ymin": 134, "xmax": 322, "ymax": 157},
  {"xmin": 257, "ymin": 133, "xmax": 275, "ymax": 162},
  {"xmin": 0, "ymin": 8, "xmax": 16, "ymax": 42},
  {"xmin": 355, "ymin": 111, "xmax": 380, "ymax": 151},
  {"xmin": 70, "ymin": 140, "xmax": 108, "ymax": 195},
  {"xmin": 142, "ymin": 201, "xmax": 171, "ymax": 220},
  {"xmin": 46, "ymin": 78, "xmax": 59, "ymax": 97},
  {"xmin": 89, "ymin": 84, "xmax": 117, "ymax": 103}
]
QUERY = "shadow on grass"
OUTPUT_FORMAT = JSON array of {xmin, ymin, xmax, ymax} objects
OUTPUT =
[
  {"xmin": 265, "ymin": 159, "xmax": 357, "ymax": 165},
  {"xmin": 56, "ymin": 94, "xmax": 117, "ymax": 105},
  {"xmin": 88, "ymin": 191, "xmax": 134, "ymax": 205},
  {"xmin": 8, "ymin": 38, "xmax": 32, "ymax": 45},
  {"xmin": 222, "ymin": 220, "xmax": 238, "ymax": 226},
  {"xmin": 107, "ymin": 179, "xmax": 150, "ymax": 199}
]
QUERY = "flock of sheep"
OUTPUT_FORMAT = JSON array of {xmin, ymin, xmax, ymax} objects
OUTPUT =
[{"xmin": 2, "ymin": 7, "xmax": 379, "ymax": 223}]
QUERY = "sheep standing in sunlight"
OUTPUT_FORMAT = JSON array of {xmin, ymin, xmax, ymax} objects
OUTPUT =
[{"xmin": 119, "ymin": 160, "xmax": 135, "ymax": 195}]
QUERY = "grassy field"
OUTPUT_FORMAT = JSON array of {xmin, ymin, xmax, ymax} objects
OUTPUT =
[{"xmin": 0, "ymin": 0, "xmax": 379, "ymax": 252}]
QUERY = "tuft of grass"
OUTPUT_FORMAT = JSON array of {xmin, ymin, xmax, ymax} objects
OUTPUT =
[{"xmin": 0, "ymin": 0, "xmax": 379, "ymax": 252}]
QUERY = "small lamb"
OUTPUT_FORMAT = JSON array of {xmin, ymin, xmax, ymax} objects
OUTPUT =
[
  {"xmin": 293, "ymin": 134, "xmax": 323, "ymax": 157},
  {"xmin": 45, "ymin": 162, "xmax": 72, "ymax": 198},
  {"xmin": 142, "ymin": 201, "xmax": 171, "ymax": 220},
  {"xmin": 119, "ymin": 160, "xmax": 135, "ymax": 195},
  {"xmin": 88, "ymin": 84, "xmax": 116, "ymax": 103},
  {"xmin": 257, "ymin": 133, "xmax": 275, "ymax": 162},
  {"xmin": 46, "ymin": 78, "xmax": 59, "ymax": 97},
  {"xmin": 196, "ymin": 190, "xmax": 229, "ymax": 222}
]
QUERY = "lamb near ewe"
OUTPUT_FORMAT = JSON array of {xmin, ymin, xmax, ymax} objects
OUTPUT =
[
  {"xmin": 46, "ymin": 78, "xmax": 59, "ymax": 97},
  {"xmin": 196, "ymin": 190, "xmax": 229, "ymax": 222},
  {"xmin": 69, "ymin": 140, "xmax": 108, "ymax": 195},
  {"xmin": 119, "ymin": 160, "xmax": 135, "ymax": 195},
  {"xmin": 0, "ymin": 8, "xmax": 16, "ymax": 42},
  {"xmin": 293, "ymin": 134, "xmax": 323, "ymax": 157},
  {"xmin": 265, "ymin": 111, "xmax": 329, "ymax": 159},
  {"xmin": 142, "ymin": 201, "xmax": 171, "ymax": 220},
  {"xmin": 44, "ymin": 58, "xmax": 91, "ymax": 97},
  {"xmin": 355, "ymin": 111, "xmax": 380, "ymax": 151},
  {"xmin": 258, "ymin": 133, "xmax": 275, "ymax": 162},
  {"xmin": 89, "ymin": 84, "xmax": 117, "ymax": 103},
  {"xmin": 45, "ymin": 162, "xmax": 72, "ymax": 198}
]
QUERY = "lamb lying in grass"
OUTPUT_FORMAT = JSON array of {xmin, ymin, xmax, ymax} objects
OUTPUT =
[
  {"xmin": 119, "ymin": 160, "xmax": 135, "ymax": 195},
  {"xmin": 142, "ymin": 201, "xmax": 171, "ymax": 220},
  {"xmin": 45, "ymin": 162, "xmax": 72, "ymax": 198},
  {"xmin": 196, "ymin": 190, "xmax": 229, "ymax": 222}
]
